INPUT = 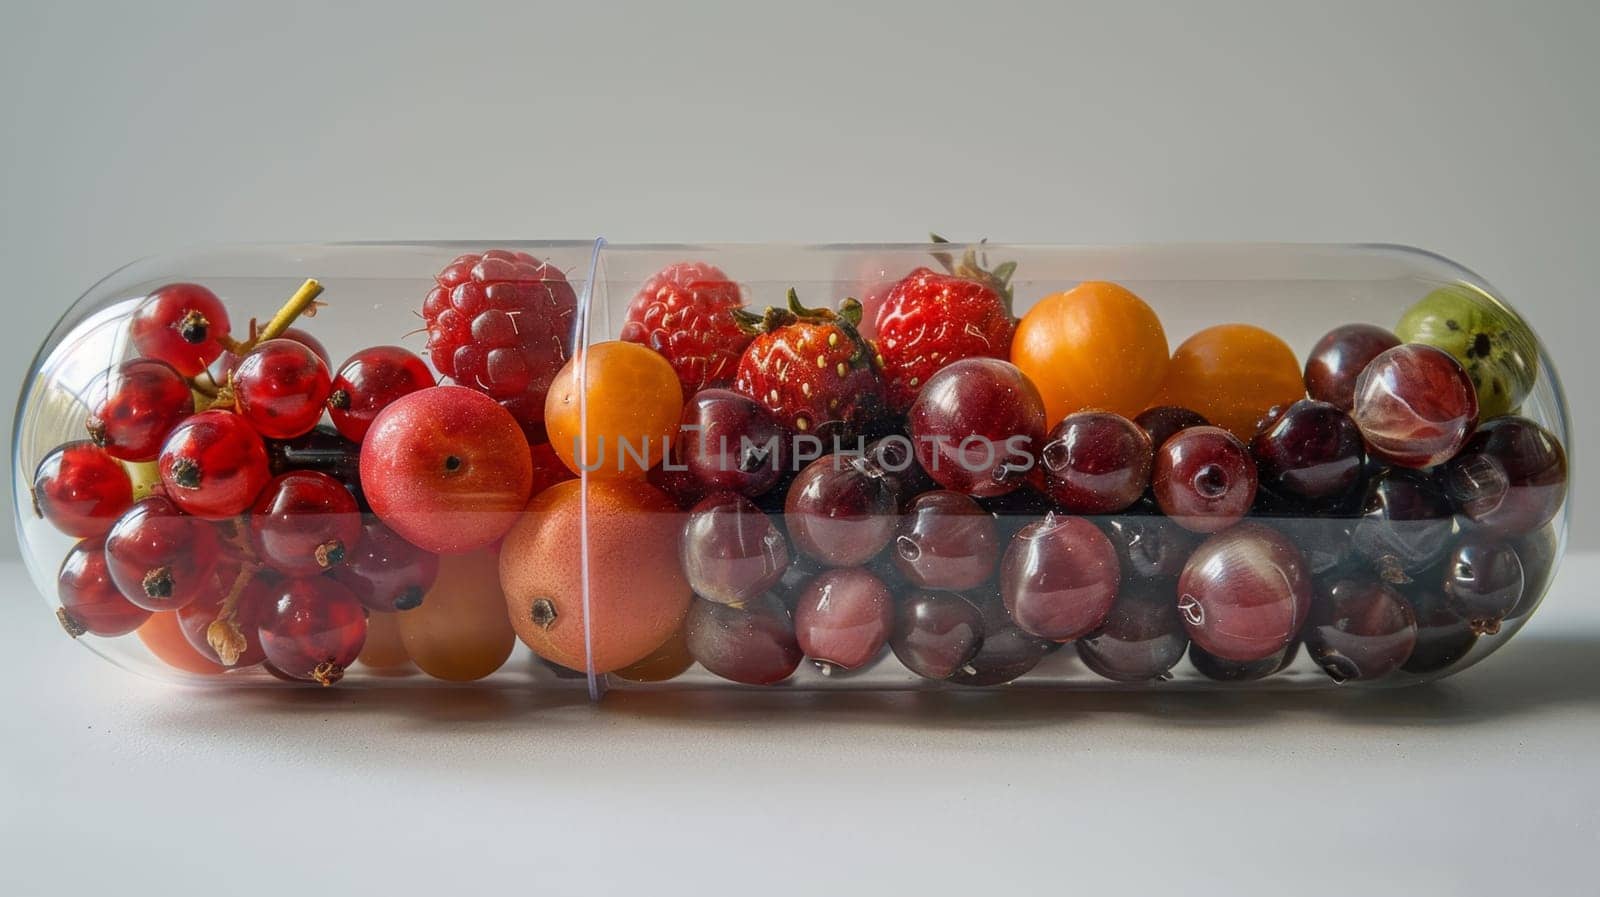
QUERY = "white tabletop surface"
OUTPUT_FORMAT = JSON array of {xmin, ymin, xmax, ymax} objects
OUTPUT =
[{"xmin": 3, "ymin": 554, "xmax": 1595, "ymax": 896}]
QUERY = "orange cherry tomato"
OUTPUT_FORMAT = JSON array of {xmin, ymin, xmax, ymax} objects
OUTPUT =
[
  {"xmin": 137, "ymin": 612, "xmax": 225, "ymax": 676},
  {"xmin": 1153, "ymin": 324, "xmax": 1305, "ymax": 441},
  {"xmin": 357, "ymin": 611, "xmax": 412, "ymax": 671},
  {"xmin": 398, "ymin": 549, "xmax": 516, "ymax": 682},
  {"xmin": 545, "ymin": 341, "xmax": 684, "ymax": 479},
  {"xmin": 1012, "ymin": 281, "xmax": 1169, "ymax": 423}
]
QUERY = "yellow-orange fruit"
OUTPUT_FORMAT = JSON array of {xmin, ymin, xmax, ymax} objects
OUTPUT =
[
  {"xmin": 545, "ymin": 341, "xmax": 683, "ymax": 479},
  {"xmin": 501, "ymin": 478, "xmax": 691, "ymax": 673},
  {"xmin": 398, "ymin": 549, "xmax": 515, "ymax": 681},
  {"xmin": 357, "ymin": 611, "xmax": 412, "ymax": 670},
  {"xmin": 1153, "ymin": 324, "xmax": 1305, "ymax": 441},
  {"xmin": 1012, "ymin": 281, "xmax": 1169, "ymax": 423},
  {"xmin": 610, "ymin": 627, "xmax": 694, "ymax": 683},
  {"xmin": 137, "ymin": 612, "xmax": 225, "ymax": 676}
]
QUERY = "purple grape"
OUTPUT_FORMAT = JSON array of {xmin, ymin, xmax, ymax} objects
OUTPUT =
[
  {"xmin": 1177, "ymin": 523, "xmax": 1311, "ymax": 662},
  {"xmin": 1443, "ymin": 416, "xmax": 1568, "ymax": 535},
  {"xmin": 1351, "ymin": 468, "xmax": 1455, "ymax": 584},
  {"xmin": 1039, "ymin": 411, "xmax": 1153, "ymax": 514},
  {"xmin": 784, "ymin": 453, "xmax": 899, "ymax": 566},
  {"xmin": 681, "ymin": 493, "xmax": 790, "ymax": 606},
  {"xmin": 1188, "ymin": 640, "xmax": 1299, "ymax": 682},
  {"xmin": 890, "ymin": 590, "xmax": 984, "ymax": 681},
  {"xmin": 792, "ymin": 567, "xmax": 893, "ymax": 671},
  {"xmin": 1250, "ymin": 399, "xmax": 1365, "ymax": 501},
  {"xmin": 1100, "ymin": 499, "xmax": 1199, "ymax": 580},
  {"xmin": 674, "ymin": 388, "xmax": 788, "ymax": 497},
  {"xmin": 1152, "ymin": 426, "xmax": 1258, "ymax": 533},
  {"xmin": 1399, "ymin": 586, "xmax": 1478, "ymax": 675},
  {"xmin": 863, "ymin": 435, "xmax": 936, "ymax": 508},
  {"xmin": 1441, "ymin": 537, "xmax": 1524, "ymax": 634},
  {"xmin": 893, "ymin": 490, "xmax": 1000, "ymax": 591},
  {"xmin": 1304, "ymin": 579, "xmax": 1418, "ymax": 682},
  {"xmin": 907, "ymin": 358, "xmax": 1046, "ymax": 498},
  {"xmin": 1000, "ymin": 514, "xmax": 1121, "ymax": 641},
  {"xmin": 1303, "ymin": 323, "xmax": 1400, "ymax": 411},
  {"xmin": 685, "ymin": 594, "xmax": 802, "ymax": 685},
  {"xmin": 1133, "ymin": 406, "xmax": 1209, "ymax": 450},
  {"xmin": 1352, "ymin": 344, "xmax": 1478, "ymax": 469},
  {"xmin": 1076, "ymin": 578, "xmax": 1188, "ymax": 682},
  {"xmin": 948, "ymin": 591, "xmax": 1052, "ymax": 686}
]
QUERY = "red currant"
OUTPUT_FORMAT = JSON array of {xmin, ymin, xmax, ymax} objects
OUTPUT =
[
  {"xmin": 233, "ymin": 339, "xmax": 332, "ymax": 440},
  {"xmin": 86, "ymin": 359, "xmax": 194, "ymax": 461},
  {"xmin": 130, "ymin": 283, "xmax": 233, "ymax": 376},
  {"xmin": 258, "ymin": 577, "xmax": 368, "ymax": 686},
  {"xmin": 331, "ymin": 518, "xmax": 441, "ymax": 612},
  {"xmin": 31, "ymin": 441, "xmax": 133, "ymax": 538},
  {"xmin": 57, "ymin": 539, "xmax": 152, "ymax": 637},
  {"xmin": 158, "ymin": 410, "xmax": 271, "ymax": 518},
  {"xmin": 104, "ymin": 497, "xmax": 222, "ymax": 611},
  {"xmin": 326, "ymin": 346, "xmax": 436, "ymax": 443},
  {"xmin": 176, "ymin": 567, "xmax": 276, "ymax": 667},
  {"xmin": 211, "ymin": 326, "xmax": 329, "ymax": 381},
  {"xmin": 249, "ymin": 471, "xmax": 364, "ymax": 576}
]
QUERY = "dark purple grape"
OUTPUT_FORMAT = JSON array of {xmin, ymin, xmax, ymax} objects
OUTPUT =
[
  {"xmin": 1267, "ymin": 516, "xmax": 1358, "ymax": 579},
  {"xmin": 1250, "ymin": 399, "xmax": 1365, "ymax": 501},
  {"xmin": 948, "ymin": 591, "xmax": 1052, "ymax": 686},
  {"xmin": 908, "ymin": 358, "xmax": 1047, "ymax": 498},
  {"xmin": 1351, "ymin": 468, "xmax": 1456, "ymax": 584},
  {"xmin": 1303, "ymin": 579, "xmax": 1417, "ymax": 682},
  {"xmin": 1441, "ymin": 538, "xmax": 1524, "ymax": 634},
  {"xmin": 1076, "ymin": 578, "xmax": 1188, "ymax": 682},
  {"xmin": 1400, "ymin": 586, "xmax": 1478, "ymax": 675},
  {"xmin": 784, "ymin": 453, "xmax": 899, "ymax": 566},
  {"xmin": 1133, "ymin": 406, "xmax": 1209, "ymax": 450},
  {"xmin": 863, "ymin": 435, "xmax": 936, "ymax": 508},
  {"xmin": 1352, "ymin": 344, "xmax": 1478, "ymax": 469},
  {"xmin": 264, "ymin": 424, "xmax": 366, "ymax": 510},
  {"xmin": 1000, "ymin": 514, "xmax": 1120, "ymax": 641},
  {"xmin": 681, "ymin": 493, "xmax": 790, "ymax": 606},
  {"xmin": 1303, "ymin": 323, "xmax": 1400, "ymax": 411},
  {"xmin": 1177, "ymin": 523, "xmax": 1311, "ymax": 662},
  {"xmin": 792, "ymin": 567, "xmax": 893, "ymax": 671},
  {"xmin": 1509, "ymin": 524, "xmax": 1559, "ymax": 620},
  {"xmin": 685, "ymin": 594, "xmax": 802, "ymax": 685},
  {"xmin": 1039, "ymin": 411, "xmax": 1152, "ymax": 514},
  {"xmin": 1189, "ymin": 640, "xmax": 1299, "ymax": 681},
  {"xmin": 674, "ymin": 388, "xmax": 788, "ymax": 497},
  {"xmin": 893, "ymin": 490, "xmax": 1000, "ymax": 591},
  {"xmin": 1101, "ymin": 499, "xmax": 1200, "ymax": 580},
  {"xmin": 1152, "ymin": 426, "xmax": 1258, "ymax": 533},
  {"xmin": 977, "ymin": 484, "xmax": 1054, "ymax": 541},
  {"xmin": 1443, "ymin": 416, "xmax": 1567, "ymax": 535},
  {"xmin": 890, "ymin": 590, "xmax": 984, "ymax": 681}
]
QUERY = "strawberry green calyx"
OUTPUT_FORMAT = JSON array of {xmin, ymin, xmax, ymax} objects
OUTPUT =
[{"xmin": 930, "ymin": 233, "xmax": 1016, "ymax": 312}]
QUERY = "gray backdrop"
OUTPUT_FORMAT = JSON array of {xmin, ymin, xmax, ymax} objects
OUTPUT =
[{"xmin": 3, "ymin": 0, "xmax": 1593, "ymax": 553}]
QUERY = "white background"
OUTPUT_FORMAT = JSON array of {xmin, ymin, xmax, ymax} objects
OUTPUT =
[{"xmin": 2, "ymin": 2, "xmax": 1596, "ymax": 895}]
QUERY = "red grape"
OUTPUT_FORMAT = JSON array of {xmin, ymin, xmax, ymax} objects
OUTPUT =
[
  {"xmin": 1100, "ymin": 500, "xmax": 1199, "ymax": 580},
  {"xmin": 893, "ymin": 490, "xmax": 1000, "ymax": 591},
  {"xmin": 1177, "ymin": 523, "xmax": 1311, "ymax": 662},
  {"xmin": 249, "ymin": 471, "xmax": 364, "ymax": 576},
  {"xmin": 792, "ymin": 567, "xmax": 893, "ymax": 671},
  {"xmin": 908, "ymin": 358, "xmax": 1046, "ymax": 497},
  {"xmin": 1351, "ymin": 468, "xmax": 1455, "ymax": 584},
  {"xmin": 57, "ymin": 539, "xmax": 152, "ymax": 637},
  {"xmin": 1352, "ymin": 344, "xmax": 1477, "ymax": 469},
  {"xmin": 158, "ymin": 410, "xmax": 272, "ymax": 519},
  {"xmin": 1443, "ymin": 416, "xmax": 1567, "ymax": 535},
  {"xmin": 1189, "ymin": 641, "xmax": 1298, "ymax": 681},
  {"xmin": 1249, "ymin": 399, "xmax": 1365, "ymax": 501},
  {"xmin": 104, "ymin": 497, "xmax": 221, "ymax": 611},
  {"xmin": 85, "ymin": 359, "xmax": 194, "ymax": 461},
  {"xmin": 1000, "ymin": 514, "xmax": 1120, "ymax": 641},
  {"xmin": 890, "ymin": 590, "xmax": 984, "ymax": 681},
  {"xmin": 1303, "ymin": 323, "xmax": 1400, "ymax": 411},
  {"xmin": 1441, "ymin": 537, "xmax": 1524, "ymax": 634},
  {"xmin": 233, "ymin": 338, "xmax": 333, "ymax": 440},
  {"xmin": 674, "ymin": 388, "xmax": 788, "ymax": 497},
  {"xmin": 130, "ymin": 283, "xmax": 232, "ymax": 376},
  {"xmin": 258, "ymin": 577, "xmax": 368, "ymax": 686},
  {"xmin": 1039, "ymin": 411, "xmax": 1153, "ymax": 514},
  {"xmin": 327, "ymin": 346, "xmax": 436, "ymax": 443},
  {"xmin": 948, "ymin": 591, "xmax": 1051, "ymax": 686},
  {"xmin": 1152, "ymin": 426, "xmax": 1258, "ymax": 533},
  {"xmin": 1076, "ymin": 578, "xmax": 1188, "ymax": 682},
  {"xmin": 1304, "ymin": 579, "xmax": 1417, "ymax": 682},
  {"xmin": 1133, "ymin": 406, "xmax": 1209, "ymax": 450},
  {"xmin": 332, "ymin": 518, "xmax": 440, "ymax": 612},
  {"xmin": 31, "ymin": 441, "xmax": 133, "ymax": 538},
  {"xmin": 1400, "ymin": 585, "xmax": 1478, "ymax": 675},
  {"xmin": 684, "ymin": 594, "xmax": 802, "ymax": 685},
  {"xmin": 680, "ymin": 493, "xmax": 790, "ymax": 606},
  {"xmin": 784, "ymin": 453, "xmax": 899, "ymax": 566},
  {"xmin": 864, "ymin": 435, "xmax": 938, "ymax": 508}
]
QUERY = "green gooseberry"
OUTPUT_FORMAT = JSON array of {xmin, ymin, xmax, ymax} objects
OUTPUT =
[{"xmin": 1395, "ymin": 285, "xmax": 1538, "ymax": 419}]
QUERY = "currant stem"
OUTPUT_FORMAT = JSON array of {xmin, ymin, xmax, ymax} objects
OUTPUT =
[
  {"xmin": 217, "ymin": 278, "xmax": 324, "ymax": 356},
  {"xmin": 206, "ymin": 562, "xmax": 258, "ymax": 666}
]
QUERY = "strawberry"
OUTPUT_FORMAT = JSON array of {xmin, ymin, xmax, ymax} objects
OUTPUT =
[
  {"xmin": 620, "ymin": 261, "xmax": 752, "ymax": 395},
  {"xmin": 872, "ymin": 239, "xmax": 1017, "ymax": 413},
  {"xmin": 732, "ymin": 289, "xmax": 884, "ymax": 438}
]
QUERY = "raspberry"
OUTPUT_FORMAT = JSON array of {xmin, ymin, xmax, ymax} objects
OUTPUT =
[
  {"xmin": 422, "ymin": 250, "xmax": 578, "ymax": 431},
  {"xmin": 620, "ymin": 262, "xmax": 751, "ymax": 395}
]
